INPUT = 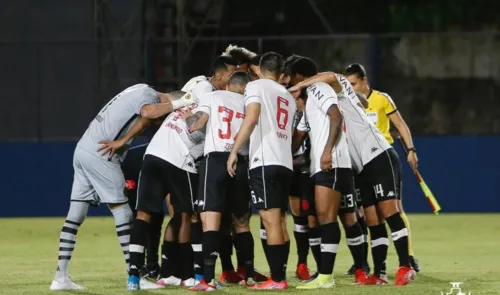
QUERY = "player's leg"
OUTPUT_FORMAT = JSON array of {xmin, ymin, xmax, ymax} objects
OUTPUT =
[
  {"xmin": 51, "ymin": 148, "xmax": 93, "ymax": 291},
  {"xmin": 289, "ymin": 190, "xmax": 310, "ymax": 280},
  {"xmin": 190, "ymin": 213, "xmax": 204, "ymax": 283},
  {"xmin": 251, "ymin": 166, "xmax": 291, "ymax": 289},
  {"xmin": 158, "ymin": 211, "xmax": 182, "ymax": 285},
  {"xmin": 218, "ymin": 216, "xmax": 240, "ymax": 283},
  {"xmin": 398, "ymin": 185, "xmax": 420, "ymax": 272},
  {"xmin": 143, "ymin": 211, "xmax": 164, "ymax": 279},
  {"xmin": 297, "ymin": 170, "xmax": 345, "ymax": 289}
]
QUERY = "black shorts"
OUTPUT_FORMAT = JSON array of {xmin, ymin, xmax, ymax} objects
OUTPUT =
[
  {"xmin": 197, "ymin": 152, "xmax": 251, "ymax": 217},
  {"xmin": 358, "ymin": 148, "xmax": 401, "ymax": 208},
  {"xmin": 249, "ymin": 165, "xmax": 293, "ymax": 210},
  {"xmin": 312, "ymin": 168, "xmax": 356, "ymax": 213},
  {"xmin": 137, "ymin": 154, "xmax": 198, "ymax": 214},
  {"xmin": 354, "ymin": 175, "xmax": 362, "ymax": 207}
]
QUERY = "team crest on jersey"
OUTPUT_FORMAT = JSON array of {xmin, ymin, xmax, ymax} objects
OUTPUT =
[{"xmin": 185, "ymin": 93, "xmax": 191, "ymax": 100}]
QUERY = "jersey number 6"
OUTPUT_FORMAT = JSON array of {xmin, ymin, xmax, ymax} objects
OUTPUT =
[
  {"xmin": 218, "ymin": 106, "xmax": 244, "ymax": 139},
  {"xmin": 276, "ymin": 96, "xmax": 289, "ymax": 130}
]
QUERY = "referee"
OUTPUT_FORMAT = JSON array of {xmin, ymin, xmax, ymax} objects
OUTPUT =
[{"xmin": 344, "ymin": 63, "xmax": 420, "ymax": 273}]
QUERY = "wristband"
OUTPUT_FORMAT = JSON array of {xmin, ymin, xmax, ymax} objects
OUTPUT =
[
  {"xmin": 171, "ymin": 92, "xmax": 195, "ymax": 110},
  {"xmin": 408, "ymin": 147, "xmax": 417, "ymax": 153}
]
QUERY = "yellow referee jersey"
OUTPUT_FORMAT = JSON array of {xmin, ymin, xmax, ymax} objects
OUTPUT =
[{"xmin": 365, "ymin": 89, "xmax": 397, "ymax": 144}]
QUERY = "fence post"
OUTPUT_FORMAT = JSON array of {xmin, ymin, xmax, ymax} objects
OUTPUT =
[{"xmin": 366, "ymin": 34, "xmax": 380, "ymax": 89}]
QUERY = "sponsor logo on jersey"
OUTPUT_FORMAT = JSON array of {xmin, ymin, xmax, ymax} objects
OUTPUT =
[{"xmin": 371, "ymin": 147, "xmax": 379, "ymax": 153}]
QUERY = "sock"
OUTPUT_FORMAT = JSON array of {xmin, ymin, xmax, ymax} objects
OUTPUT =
[
  {"xmin": 386, "ymin": 213, "xmax": 410, "ymax": 267},
  {"xmin": 161, "ymin": 241, "xmax": 177, "ymax": 278},
  {"xmin": 308, "ymin": 226, "xmax": 322, "ymax": 272},
  {"xmin": 129, "ymin": 219, "xmax": 150, "ymax": 277},
  {"xmin": 110, "ymin": 204, "xmax": 133, "ymax": 270},
  {"xmin": 292, "ymin": 215, "xmax": 309, "ymax": 266},
  {"xmin": 267, "ymin": 244, "xmax": 286, "ymax": 282},
  {"xmin": 319, "ymin": 222, "xmax": 341, "ymax": 275},
  {"xmin": 191, "ymin": 221, "xmax": 203, "ymax": 276},
  {"xmin": 369, "ymin": 224, "xmax": 389, "ymax": 276},
  {"xmin": 233, "ymin": 234, "xmax": 244, "ymax": 268},
  {"xmin": 219, "ymin": 232, "xmax": 235, "ymax": 271},
  {"xmin": 203, "ymin": 231, "xmax": 220, "ymax": 283},
  {"xmin": 345, "ymin": 222, "xmax": 364, "ymax": 270},
  {"xmin": 283, "ymin": 240, "xmax": 290, "ymax": 275},
  {"xmin": 234, "ymin": 231, "xmax": 255, "ymax": 279},
  {"xmin": 146, "ymin": 212, "xmax": 164, "ymax": 268},
  {"xmin": 400, "ymin": 211, "xmax": 414, "ymax": 256},
  {"xmin": 260, "ymin": 219, "xmax": 271, "ymax": 271},
  {"xmin": 357, "ymin": 215, "xmax": 369, "ymax": 267},
  {"xmin": 55, "ymin": 202, "xmax": 89, "ymax": 280},
  {"xmin": 179, "ymin": 242, "xmax": 194, "ymax": 280}
]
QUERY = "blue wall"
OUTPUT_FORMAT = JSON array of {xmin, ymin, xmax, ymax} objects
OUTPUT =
[{"xmin": 1, "ymin": 136, "xmax": 499, "ymax": 217}]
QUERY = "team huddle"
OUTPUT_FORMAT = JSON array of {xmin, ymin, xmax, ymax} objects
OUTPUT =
[{"xmin": 50, "ymin": 45, "xmax": 421, "ymax": 291}]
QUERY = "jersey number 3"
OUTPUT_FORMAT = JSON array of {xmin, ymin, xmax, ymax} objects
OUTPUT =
[
  {"xmin": 218, "ymin": 106, "xmax": 244, "ymax": 139},
  {"xmin": 276, "ymin": 96, "xmax": 289, "ymax": 130}
]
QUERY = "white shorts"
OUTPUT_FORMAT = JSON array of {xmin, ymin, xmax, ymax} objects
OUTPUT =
[{"xmin": 70, "ymin": 146, "xmax": 127, "ymax": 205}]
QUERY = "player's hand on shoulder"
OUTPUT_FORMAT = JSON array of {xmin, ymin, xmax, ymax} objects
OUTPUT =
[
  {"xmin": 98, "ymin": 138, "xmax": 126, "ymax": 158},
  {"xmin": 227, "ymin": 153, "xmax": 238, "ymax": 177},
  {"xmin": 407, "ymin": 151, "xmax": 418, "ymax": 173}
]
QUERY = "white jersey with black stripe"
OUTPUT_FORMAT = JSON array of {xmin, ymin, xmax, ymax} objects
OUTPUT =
[
  {"xmin": 244, "ymin": 79, "xmax": 297, "ymax": 170},
  {"xmin": 77, "ymin": 84, "xmax": 160, "ymax": 163},
  {"xmin": 335, "ymin": 75, "xmax": 392, "ymax": 173},
  {"xmin": 296, "ymin": 82, "xmax": 351, "ymax": 175}
]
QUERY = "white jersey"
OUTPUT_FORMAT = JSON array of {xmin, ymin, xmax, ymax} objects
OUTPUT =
[
  {"xmin": 244, "ymin": 79, "xmax": 297, "ymax": 170},
  {"xmin": 182, "ymin": 75, "xmax": 216, "ymax": 101},
  {"xmin": 197, "ymin": 90, "xmax": 248, "ymax": 156},
  {"xmin": 145, "ymin": 104, "xmax": 205, "ymax": 173},
  {"xmin": 336, "ymin": 75, "xmax": 392, "ymax": 173},
  {"xmin": 77, "ymin": 84, "xmax": 159, "ymax": 163},
  {"xmin": 296, "ymin": 82, "xmax": 351, "ymax": 175}
]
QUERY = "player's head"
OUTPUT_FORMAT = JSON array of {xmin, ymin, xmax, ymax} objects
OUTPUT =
[
  {"xmin": 290, "ymin": 56, "xmax": 318, "ymax": 86},
  {"xmin": 344, "ymin": 63, "xmax": 369, "ymax": 93},
  {"xmin": 227, "ymin": 71, "xmax": 251, "ymax": 95},
  {"xmin": 280, "ymin": 54, "xmax": 303, "ymax": 87},
  {"xmin": 248, "ymin": 54, "xmax": 262, "ymax": 80},
  {"xmin": 212, "ymin": 55, "xmax": 238, "ymax": 89},
  {"xmin": 259, "ymin": 52, "xmax": 284, "ymax": 81},
  {"xmin": 222, "ymin": 44, "xmax": 257, "ymax": 72}
]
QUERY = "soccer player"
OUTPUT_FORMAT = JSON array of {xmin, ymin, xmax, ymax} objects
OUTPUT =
[
  {"xmin": 50, "ymin": 84, "xmax": 175, "ymax": 291},
  {"xmin": 180, "ymin": 71, "xmax": 254, "ymax": 291},
  {"xmin": 227, "ymin": 52, "xmax": 297, "ymax": 290},
  {"xmin": 290, "ymin": 58, "xmax": 367, "ymax": 288},
  {"xmin": 179, "ymin": 55, "xmax": 238, "ymax": 284},
  {"xmin": 290, "ymin": 72, "xmax": 416, "ymax": 286},
  {"xmin": 344, "ymin": 63, "xmax": 420, "ymax": 272},
  {"xmin": 127, "ymin": 90, "xmax": 205, "ymax": 290}
]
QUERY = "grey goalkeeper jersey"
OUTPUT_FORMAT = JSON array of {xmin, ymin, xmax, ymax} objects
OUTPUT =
[{"xmin": 77, "ymin": 84, "xmax": 160, "ymax": 163}]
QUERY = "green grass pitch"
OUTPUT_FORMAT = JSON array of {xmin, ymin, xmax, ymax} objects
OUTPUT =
[{"xmin": 0, "ymin": 214, "xmax": 498, "ymax": 294}]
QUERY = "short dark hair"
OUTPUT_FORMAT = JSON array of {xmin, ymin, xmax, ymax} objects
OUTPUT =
[
  {"xmin": 290, "ymin": 57, "xmax": 318, "ymax": 78},
  {"xmin": 259, "ymin": 52, "xmax": 284, "ymax": 76},
  {"xmin": 283, "ymin": 54, "xmax": 303, "ymax": 76},
  {"xmin": 249, "ymin": 54, "xmax": 261, "ymax": 66},
  {"xmin": 212, "ymin": 56, "xmax": 237, "ymax": 74},
  {"xmin": 222, "ymin": 45, "xmax": 256, "ymax": 65},
  {"xmin": 345, "ymin": 63, "xmax": 367, "ymax": 78},
  {"xmin": 229, "ymin": 71, "xmax": 250, "ymax": 86}
]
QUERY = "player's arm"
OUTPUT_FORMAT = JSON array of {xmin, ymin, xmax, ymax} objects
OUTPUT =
[
  {"xmin": 292, "ymin": 112, "xmax": 308, "ymax": 154},
  {"xmin": 140, "ymin": 92, "xmax": 196, "ymax": 119},
  {"xmin": 98, "ymin": 116, "xmax": 151, "ymax": 157},
  {"xmin": 231, "ymin": 102, "xmax": 260, "ymax": 154},
  {"xmin": 356, "ymin": 92, "xmax": 369, "ymax": 108},
  {"xmin": 324, "ymin": 104, "xmax": 343, "ymax": 154},
  {"xmin": 186, "ymin": 111, "xmax": 209, "ymax": 132},
  {"xmin": 389, "ymin": 110, "xmax": 418, "ymax": 171}
]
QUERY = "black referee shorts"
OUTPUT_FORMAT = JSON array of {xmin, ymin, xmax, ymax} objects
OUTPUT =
[
  {"xmin": 197, "ymin": 152, "xmax": 251, "ymax": 218},
  {"xmin": 358, "ymin": 148, "xmax": 401, "ymax": 208},
  {"xmin": 137, "ymin": 154, "xmax": 198, "ymax": 214},
  {"xmin": 249, "ymin": 165, "xmax": 293, "ymax": 211}
]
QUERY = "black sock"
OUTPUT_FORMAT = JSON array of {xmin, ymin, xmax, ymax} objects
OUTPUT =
[
  {"xmin": 385, "ymin": 213, "xmax": 410, "ymax": 267},
  {"xmin": 190, "ymin": 221, "xmax": 203, "ymax": 276},
  {"xmin": 219, "ymin": 232, "xmax": 234, "ymax": 271},
  {"xmin": 179, "ymin": 243, "xmax": 194, "ymax": 280},
  {"xmin": 147, "ymin": 212, "xmax": 164, "ymax": 268},
  {"xmin": 233, "ymin": 234, "xmax": 244, "ymax": 268},
  {"xmin": 345, "ymin": 222, "xmax": 364, "ymax": 270},
  {"xmin": 161, "ymin": 240, "xmax": 177, "ymax": 278},
  {"xmin": 369, "ymin": 224, "xmax": 388, "ymax": 276},
  {"xmin": 267, "ymin": 244, "xmax": 286, "ymax": 282},
  {"xmin": 357, "ymin": 214, "xmax": 369, "ymax": 267},
  {"xmin": 235, "ymin": 231, "xmax": 255, "ymax": 279},
  {"xmin": 260, "ymin": 219, "xmax": 271, "ymax": 271},
  {"xmin": 283, "ymin": 240, "xmax": 290, "ymax": 274},
  {"xmin": 292, "ymin": 215, "xmax": 309, "ymax": 266},
  {"xmin": 129, "ymin": 219, "xmax": 149, "ymax": 277},
  {"xmin": 319, "ymin": 222, "xmax": 341, "ymax": 275},
  {"xmin": 309, "ymin": 226, "xmax": 322, "ymax": 272},
  {"xmin": 202, "ymin": 231, "xmax": 220, "ymax": 283}
]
